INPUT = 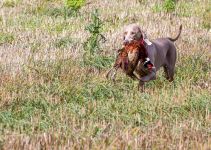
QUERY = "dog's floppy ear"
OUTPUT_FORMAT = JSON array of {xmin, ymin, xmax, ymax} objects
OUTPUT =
[
  {"xmin": 122, "ymin": 26, "xmax": 127, "ymax": 41},
  {"xmin": 137, "ymin": 27, "xmax": 144, "ymax": 40},
  {"xmin": 141, "ymin": 31, "xmax": 152, "ymax": 45}
]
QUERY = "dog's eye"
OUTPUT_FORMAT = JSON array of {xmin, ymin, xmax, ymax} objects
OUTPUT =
[{"xmin": 131, "ymin": 32, "xmax": 135, "ymax": 35}]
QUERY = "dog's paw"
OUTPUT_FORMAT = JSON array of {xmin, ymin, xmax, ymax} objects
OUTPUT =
[
  {"xmin": 138, "ymin": 81, "xmax": 145, "ymax": 92},
  {"xmin": 140, "ymin": 76, "xmax": 149, "ymax": 82}
]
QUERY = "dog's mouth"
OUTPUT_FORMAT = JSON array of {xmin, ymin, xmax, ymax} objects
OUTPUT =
[
  {"xmin": 123, "ymin": 38, "xmax": 135, "ymax": 45},
  {"xmin": 124, "ymin": 40, "xmax": 143, "ymax": 47}
]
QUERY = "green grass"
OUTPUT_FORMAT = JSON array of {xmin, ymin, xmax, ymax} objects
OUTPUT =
[
  {"xmin": 54, "ymin": 37, "xmax": 73, "ymax": 48},
  {"xmin": 0, "ymin": 0, "xmax": 210, "ymax": 149},
  {"xmin": 202, "ymin": 8, "xmax": 211, "ymax": 29},
  {"xmin": 0, "ymin": 33, "xmax": 14, "ymax": 45},
  {"xmin": 152, "ymin": 0, "xmax": 176, "ymax": 13},
  {"xmin": 3, "ymin": 0, "xmax": 17, "ymax": 7}
]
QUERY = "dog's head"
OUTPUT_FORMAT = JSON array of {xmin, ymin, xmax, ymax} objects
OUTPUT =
[{"xmin": 123, "ymin": 24, "xmax": 143, "ymax": 44}]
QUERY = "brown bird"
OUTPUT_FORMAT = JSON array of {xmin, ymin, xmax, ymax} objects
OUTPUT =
[{"xmin": 106, "ymin": 40, "xmax": 153, "ymax": 81}]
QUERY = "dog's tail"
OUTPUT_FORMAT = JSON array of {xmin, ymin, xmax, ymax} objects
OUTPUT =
[{"xmin": 168, "ymin": 25, "xmax": 182, "ymax": 42}]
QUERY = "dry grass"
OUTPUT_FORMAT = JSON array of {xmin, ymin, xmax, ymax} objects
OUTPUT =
[{"xmin": 0, "ymin": 0, "xmax": 211, "ymax": 149}]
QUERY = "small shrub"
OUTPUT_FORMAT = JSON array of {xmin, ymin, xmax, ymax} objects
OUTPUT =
[
  {"xmin": 163, "ymin": 0, "xmax": 176, "ymax": 12},
  {"xmin": 64, "ymin": 0, "xmax": 86, "ymax": 19},
  {"xmin": 0, "ymin": 33, "xmax": 14, "ymax": 45},
  {"xmin": 83, "ymin": 9, "xmax": 110, "ymax": 69},
  {"xmin": 152, "ymin": 0, "xmax": 176, "ymax": 13},
  {"xmin": 65, "ymin": 0, "xmax": 85, "ymax": 11}
]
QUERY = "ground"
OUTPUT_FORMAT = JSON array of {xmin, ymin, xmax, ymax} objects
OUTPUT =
[{"xmin": 0, "ymin": 0, "xmax": 210, "ymax": 149}]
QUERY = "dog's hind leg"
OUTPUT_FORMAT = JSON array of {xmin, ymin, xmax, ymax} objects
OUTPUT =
[
  {"xmin": 163, "ymin": 64, "xmax": 175, "ymax": 82},
  {"xmin": 167, "ymin": 66, "xmax": 175, "ymax": 82},
  {"xmin": 165, "ymin": 46, "xmax": 176, "ymax": 82},
  {"xmin": 163, "ymin": 65, "xmax": 170, "ymax": 80}
]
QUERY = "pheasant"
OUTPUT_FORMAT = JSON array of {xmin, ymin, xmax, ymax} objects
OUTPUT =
[{"xmin": 106, "ymin": 40, "xmax": 153, "ymax": 81}]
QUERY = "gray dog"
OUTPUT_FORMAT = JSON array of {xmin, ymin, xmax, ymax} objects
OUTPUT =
[{"xmin": 108, "ymin": 24, "xmax": 182, "ymax": 91}]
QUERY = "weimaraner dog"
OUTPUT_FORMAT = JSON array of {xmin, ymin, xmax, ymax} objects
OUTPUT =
[{"xmin": 109, "ymin": 24, "xmax": 182, "ymax": 91}]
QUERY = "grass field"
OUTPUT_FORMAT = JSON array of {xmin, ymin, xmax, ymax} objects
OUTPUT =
[{"xmin": 0, "ymin": 0, "xmax": 210, "ymax": 149}]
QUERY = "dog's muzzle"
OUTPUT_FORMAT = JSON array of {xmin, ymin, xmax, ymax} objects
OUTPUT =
[{"xmin": 123, "ymin": 39, "xmax": 133, "ymax": 45}]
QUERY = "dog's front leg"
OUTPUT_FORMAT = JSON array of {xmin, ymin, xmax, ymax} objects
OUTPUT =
[
  {"xmin": 138, "ymin": 69, "xmax": 156, "ymax": 92},
  {"xmin": 140, "ymin": 68, "xmax": 156, "ymax": 82},
  {"xmin": 138, "ymin": 80, "xmax": 145, "ymax": 92}
]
